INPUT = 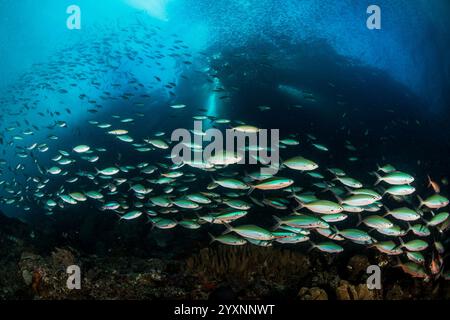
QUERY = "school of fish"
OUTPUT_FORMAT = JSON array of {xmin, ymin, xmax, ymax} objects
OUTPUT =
[{"xmin": 0, "ymin": 17, "xmax": 449, "ymax": 282}]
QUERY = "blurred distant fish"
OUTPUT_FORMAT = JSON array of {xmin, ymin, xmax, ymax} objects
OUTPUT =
[{"xmin": 427, "ymin": 175, "xmax": 440, "ymax": 193}]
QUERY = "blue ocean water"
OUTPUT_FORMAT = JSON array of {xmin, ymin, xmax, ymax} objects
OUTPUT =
[
  {"xmin": 0, "ymin": 0, "xmax": 449, "ymax": 283},
  {"xmin": 1, "ymin": 0, "xmax": 449, "ymax": 108}
]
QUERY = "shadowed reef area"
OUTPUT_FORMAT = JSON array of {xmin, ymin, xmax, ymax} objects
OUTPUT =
[{"xmin": 2, "ymin": 211, "xmax": 450, "ymax": 300}]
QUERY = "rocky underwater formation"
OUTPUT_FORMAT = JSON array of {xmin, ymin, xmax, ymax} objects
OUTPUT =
[{"xmin": 1, "ymin": 212, "xmax": 449, "ymax": 300}]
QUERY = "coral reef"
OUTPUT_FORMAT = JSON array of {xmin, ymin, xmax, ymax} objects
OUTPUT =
[
  {"xmin": 336, "ymin": 280, "xmax": 382, "ymax": 300},
  {"xmin": 186, "ymin": 246, "xmax": 310, "ymax": 286},
  {"xmin": 17, "ymin": 251, "xmax": 187, "ymax": 299},
  {"xmin": 185, "ymin": 246, "xmax": 311, "ymax": 299},
  {"xmin": 1, "ymin": 212, "xmax": 450, "ymax": 300},
  {"xmin": 298, "ymin": 287, "xmax": 328, "ymax": 300}
]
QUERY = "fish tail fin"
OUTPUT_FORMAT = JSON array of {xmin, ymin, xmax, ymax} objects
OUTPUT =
[
  {"xmin": 208, "ymin": 233, "xmax": 216, "ymax": 244},
  {"xmin": 146, "ymin": 217, "xmax": 155, "ymax": 230},
  {"xmin": 373, "ymin": 172, "xmax": 382, "ymax": 186},
  {"xmin": 279, "ymin": 156, "xmax": 284, "ymax": 169},
  {"xmin": 397, "ymin": 237, "xmax": 405, "ymax": 249},
  {"xmin": 333, "ymin": 193, "xmax": 343, "ymax": 204},
  {"xmin": 419, "ymin": 215, "xmax": 430, "ymax": 226},
  {"xmin": 307, "ymin": 240, "xmax": 316, "ymax": 253},
  {"xmin": 222, "ymin": 222, "xmax": 233, "ymax": 235},
  {"xmin": 272, "ymin": 215, "xmax": 282, "ymax": 230},
  {"xmin": 417, "ymin": 195, "xmax": 424, "ymax": 209},
  {"xmin": 287, "ymin": 187, "xmax": 297, "ymax": 199},
  {"xmin": 406, "ymin": 222, "xmax": 412, "ymax": 232},
  {"xmin": 247, "ymin": 185, "xmax": 255, "ymax": 196},
  {"xmin": 320, "ymin": 185, "xmax": 332, "ymax": 194},
  {"xmin": 343, "ymin": 186, "xmax": 352, "ymax": 195},
  {"xmin": 249, "ymin": 195, "xmax": 264, "ymax": 207},
  {"xmin": 356, "ymin": 213, "xmax": 363, "ymax": 227},
  {"xmin": 293, "ymin": 194, "xmax": 304, "ymax": 210},
  {"xmin": 331, "ymin": 226, "xmax": 340, "ymax": 235},
  {"xmin": 382, "ymin": 205, "xmax": 390, "ymax": 218}
]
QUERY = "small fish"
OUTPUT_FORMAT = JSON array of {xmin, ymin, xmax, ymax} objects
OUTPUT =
[
  {"xmin": 108, "ymin": 129, "xmax": 128, "ymax": 136},
  {"xmin": 335, "ymin": 228, "xmax": 373, "ymax": 243},
  {"xmin": 360, "ymin": 215, "xmax": 393, "ymax": 229},
  {"xmin": 85, "ymin": 191, "xmax": 104, "ymax": 200},
  {"xmin": 170, "ymin": 104, "xmax": 187, "ymax": 109},
  {"xmin": 395, "ymin": 260, "xmax": 428, "ymax": 278},
  {"xmin": 406, "ymin": 252, "xmax": 425, "ymax": 264},
  {"xmin": 232, "ymin": 125, "xmax": 260, "ymax": 133},
  {"xmin": 334, "ymin": 176, "xmax": 363, "ymax": 189},
  {"xmin": 120, "ymin": 211, "xmax": 143, "ymax": 221},
  {"xmin": 146, "ymin": 139, "xmax": 169, "ymax": 149},
  {"xmin": 340, "ymin": 194, "xmax": 379, "ymax": 206},
  {"xmin": 253, "ymin": 177, "xmax": 294, "ymax": 191},
  {"xmin": 398, "ymin": 238, "xmax": 429, "ymax": 252},
  {"xmin": 96, "ymin": 167, "xmax": 120, "ymax": 176},
  {"xmin": 73, "ymin": 145, "xmax": 90, "ymax": 153},
  {"xmin": 374, "ymin": 171, "xmax": 414, "ymax": 186},
  {"xmin": 383, "ymin": 185, "xmax": 416, "ymax": 196},
  {"xmin": 425, "ymin": 211, "xmax": 450, "ymax": 227},
  {"xmin": 427, "ymin": 175, "xmax": 440, "ymax": 193},
  {"xmin": 296, "ymin": 200, "xmax": 343, "ymax": 215},
  {"xmin": 69, "ymin": 192, "xmax": 87, "ymax": 202},
  {"xmin": 214, "ymin": 178, "xmax": 249, "ymax": 190},
  {"xmin": 283, "ymin": 156, "xmax": 318, "ymax": 171},
  {"xmin": 209, "ymin": 233, "xmax": 247, "ymax": 245},
  {"xmin": 371, "ymin": 241, "xmax": 403, "ymax": 255},
  {"xmin": 273, "ymin": 215, "xmax": 329, "ymax": 229},
  {"xmin": 407, "ymin": 223, "xmax": 431, "ymax": 237},
  {"xmin": 310, "ymin": 241, "xmax": 344, "ymax": 253},
  {"xmin": 47, "ymin": 167, "xmax": 62, "ymax": 175},
  {"xmin": 312, "ymin": 143, "xmax": 328, "ymax": 152},
  {"xmin": 384, "ymin": 206, "xmax": 421, "ymax": 222},
  {"xmin": 377, "ymin": 164, "xmax": 396, "ymax": 173},
  {"xmin": 418, "ymin": 194, "xmax": 449, "ymax": 209},
  {"xmin": 223, "ymin": 223, "xmax": 275, "ymax": 241}
]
